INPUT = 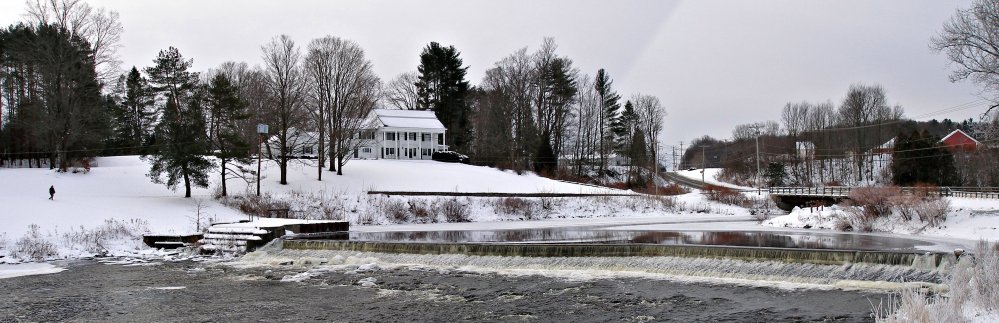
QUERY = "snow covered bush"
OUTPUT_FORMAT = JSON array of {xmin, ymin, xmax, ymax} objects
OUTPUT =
[
  {"xmin": 408, "ymin": 199, "xmax": 436, "ymax": 223},
  {"xmin": 915, "ymin": 199, "xmax": 949, "ymax": 227},
  {"xmin": 381, "ymin": 199, "xmax": 410, "ymax": 223},
  {"xmin": 438, "ymin": 197, "xmax": 471, "ymax": 223},
  {"xmin": 12, "ymin": 224, "xmax": 57, "ymax": 261},
  {"xmin": 494, "ymin": 197, "xmax": 537, "ymax": 219},
  {"xmin": 877, "ymin": 241, "xmax": 999, "ymax": 322},
  {"xmin": 59, "ymin": 219, "xmax": 149, "ymax": 255},
  {"xmin": 221, "ymin": 193, "xmax": 290, "ymax": 218}
]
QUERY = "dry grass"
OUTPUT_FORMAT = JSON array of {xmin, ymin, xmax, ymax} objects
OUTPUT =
[
  {"xmin": 12, "ymin": 224, "xmax": 57, "ymax": 261},
  {"xmin": 703, "ymin": 184, "xmax": 749, "ymax": 207},
  {"xmin": 875, "ymin": 241, "xmax": 999, "ymax": 322}
]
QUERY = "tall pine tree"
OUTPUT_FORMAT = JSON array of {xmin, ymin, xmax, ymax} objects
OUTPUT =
[
  {"xmin": 594, "ymin": 69, "xmax": 621, "ymax": 175},
  {"xmin": 108, "ymin": 67, "xmax": 155, "ymax": 154},
  {"xmin": 416, "ymin": 42, "xmax": 472, "ymax": 153},
  {"xmin": 206, "ymin": 74, "xmax": 251, "ymax": 197},
  {"xmin": 144, "ymin": 47, "xmax": 212, "ymax": 198}
]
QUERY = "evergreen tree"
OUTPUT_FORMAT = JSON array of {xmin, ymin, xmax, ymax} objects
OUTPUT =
[
  {"xmin": 764, "ymin": 162, "xmax": 787, "ymax": 187},
  {"xmin": 613, "ymin": 100, "xmax": 637, "ymax": 153},
  {"xmin": 107, "ymin": 67, "xmax": 155, "ymax": 154},
  {"xmin": 533, "ymin": 134, "xmax": 557, "ymax": 176},
  {"xmin": 416, "ymin": 42, "xmax": 472, "ymax": 152},
  {"xmin": 0, "ymin": 24, "xmax": 108, "ymax": 170},
  {"xmin": 594, "ymin": 69, "xmax": 621, "ymax": 174},
  {"xmin": 628, "ymin": 129, "xmax": 649, "ymax": 186},
  {"xmin": 206, "ymin": 74, "xmax": 251, "ymax": 197},
  {"xmin": 143, "ymin": 47, "xmax": 212, "ymax": 198},
  {"xmin": 891, "ymin": 130, "xmax": 959, "ymax": 186}
]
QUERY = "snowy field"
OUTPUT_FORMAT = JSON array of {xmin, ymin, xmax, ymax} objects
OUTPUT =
[{"xmin": 0, "ymin": 156, "xmax": 711, "ymax": 263}]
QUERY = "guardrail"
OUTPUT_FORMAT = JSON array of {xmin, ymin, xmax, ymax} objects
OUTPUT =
[{"xmin": 768, "ymin": 186, "xmax": 999, "ymax": 199}]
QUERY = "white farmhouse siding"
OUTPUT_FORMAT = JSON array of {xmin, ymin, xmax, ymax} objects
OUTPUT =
[
  {"xmin": 262, "ymin": 127, "xmax": 321, "ymax": 159},
  {"xmin": 353, "ymin": 109, "xmax": 448, "ymax": 160}
]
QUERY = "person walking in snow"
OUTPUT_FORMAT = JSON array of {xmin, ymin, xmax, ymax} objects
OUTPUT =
[{"xmin": 49, "ymin": 185, "xmax": 55, "ymax": 200}]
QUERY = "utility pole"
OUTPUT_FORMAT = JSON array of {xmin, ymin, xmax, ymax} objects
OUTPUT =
[
  {"xmin": 672, "ymin": 146, "xmax": 677, "ymax": 171},
  {"xmin": 756, "ymin": 133, "xmax": 761, "ymax": 187},
  {"xmin": 750, "ymin": 125, "xmax": 762, "ymax": 189},
  {"xmin": 701, "ymin": 146, "xmax": 706, "ymax": 183},
  {"xmin": 679, "ymin": 141, "xmax": 684, "ymax": 169},
  {"xmin": 654, "ymin": 144, "xmax": 660, "ymax": 195}
]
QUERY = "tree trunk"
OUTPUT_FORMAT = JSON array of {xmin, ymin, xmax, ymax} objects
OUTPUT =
[
  {"xmin": 183, "ymin": 164, "xmax": 192, "ymax": 198},
  {"xmin": 220, "ymin": 156, "xmax": 228, "ymax": 197}
]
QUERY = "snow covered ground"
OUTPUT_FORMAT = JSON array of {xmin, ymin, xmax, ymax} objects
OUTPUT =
[
  {"xmin": 764, "ymin": 197, "xmax": 999, "ymax": 243},
  {"xmin": 0, "ymin": 156, "xmax": 689, "ymax": 262},
  {"xmin": 3, "ymin": 155, "xmax": 998, "ymax": 284}
]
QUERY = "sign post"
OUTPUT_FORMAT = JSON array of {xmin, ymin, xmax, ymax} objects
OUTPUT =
[{"xmin": 256, "ymin": 124, "xmax": 268, "ymax": 197}]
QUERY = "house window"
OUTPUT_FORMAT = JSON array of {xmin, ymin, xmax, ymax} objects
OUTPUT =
[
  {"xmin": 385, "ymin": 148, "xmax": 396, "ymax": 155},
  {"xmin": 422, "ymin": 134, "xmax": 431, "ymax": 141},
  {"xmin": 409, "ymin": 132, "xmax": 417, "ymax": 141},
  {"xmin": 437, "ymin": 134, "xmax": 443, "ymax": 145},
  {"xmin": 302, "ymin": 146, "xmax": 313, "ymax": 155},
  {"xmin": 410, "ymin": 148, "xmax": 417, "ymax": 157},
  {"xmin": 361, "ymin": 147, "xmax": 371, "ymax": 154},
  {"xmin": 386, "ymin": 133, "xmax": 396, "ymax": 141},
  {"xmin": 358, "ymin": 131, "xmax": 375, "ymax": 140},
  {"xmin": 422, "ymin": 149, "xmax": 432, "ymax": 156}
]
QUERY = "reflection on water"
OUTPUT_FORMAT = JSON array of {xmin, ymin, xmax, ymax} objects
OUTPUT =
[{"xmin": 344, "ymin": 229, "xmax": 930, "ymax": 251}]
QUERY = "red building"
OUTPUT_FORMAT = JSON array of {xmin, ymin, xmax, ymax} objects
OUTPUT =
[{"xmin": 939, "ymin": 129, "xmax": 979, "ymax": 152}]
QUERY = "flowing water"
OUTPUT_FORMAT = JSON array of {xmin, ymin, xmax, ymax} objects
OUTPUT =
[{"xmin": 339, "ymin": 229, "xmax": 935, "ymax": 251}]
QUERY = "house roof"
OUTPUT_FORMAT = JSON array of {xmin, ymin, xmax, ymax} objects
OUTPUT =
[
  {"xmin": 371, "ymin": 109, "xmax": 445, "ymax": 129},
  {"xmin": 940, "ymin": 129, "xmax": 980, "ymax": 145}
]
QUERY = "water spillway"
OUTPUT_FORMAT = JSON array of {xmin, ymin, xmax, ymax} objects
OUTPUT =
[
  {"xmin": 280, "ymin": 239, "xmax": 950, "ymax": 269},
  {"xmin": 270, "ymin": 228, "xmax": 960, "ymax": 288}
]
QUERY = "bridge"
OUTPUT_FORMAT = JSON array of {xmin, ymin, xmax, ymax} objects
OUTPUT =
[
  {"xmin": 664, "ymin": 171, "xmax": 999, "ymax": 211},
  {"xmin": 768, "ymin": 186, "xmax": 999, "ymax": 211}
]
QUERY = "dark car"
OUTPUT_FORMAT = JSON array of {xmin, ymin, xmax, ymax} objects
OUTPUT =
[{"xmin": 432, "ymin": 150, "xmax": 470, "ymax": 164}]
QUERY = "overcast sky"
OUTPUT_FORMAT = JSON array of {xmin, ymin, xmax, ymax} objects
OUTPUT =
[{"xmin": 0, "ymin": 0, "xmax": 988, "ymax": 149}]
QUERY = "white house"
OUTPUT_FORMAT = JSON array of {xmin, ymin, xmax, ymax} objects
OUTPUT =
[
  {"xmin": 353, "ymin": 109, "xmax": 448, "ymax": 160},
  {"xmin": 262, "ymin": 127, "xmax": 321, "ymax": 158}
]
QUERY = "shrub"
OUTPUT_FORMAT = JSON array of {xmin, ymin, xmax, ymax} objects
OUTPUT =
[
  {"xmin": 495, "ymin": 197, "xmax": 536, "ymax": 219},
  {"xmin": 410, "ymin": 200, "xmax": 437, "ymax": 224},
  {"xmin": 915, "ymin": 199, "xmax": 949, "ymax": 227},
  {"xmin": 660, "ymin": 183, "xmax": 689, "ymax": 196},
  {"xmin": 875, "ymin": 241, "xmax": 999, "ymax": 322},
  {"xmin": 846, "ymin": 186, "xmax": 902, "ymax": 220},
  {"xmin": 356, "ymin": 210, "xmax": 377, "ymax": 225},
  {"xmin": 221, "ymin": 194, "xmax": 290, "ymax": 219},
  {"xmin": 408, "ymin": 200, "xmax": 432, "ymax": 221},
  {"xmin": 703, "ymin": 184, "xmax": 749, "ymax": 207},
  {"xmin": 438, "ymin": 197, "xmax": 471, "ymax": 223},
  {"xmin": 13, "ymin": 224, "xmax": 57, "ymax": 261},
  {"xmin": 382, "ymin": 199, "xmax": 409, "ymax": 223}
]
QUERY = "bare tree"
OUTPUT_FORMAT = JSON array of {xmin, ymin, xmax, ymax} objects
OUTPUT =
[
  {"xmin": 633, "ymin": 93, "xmax": 666, "ymax": 172},
  {"xmin": 23, "ymin": 0, "xmax": 124, "ymax": 84},
  {"xmin": 838, "ymin": 83, "xmax": 889, "ymax": 182},
  {"xmin": 382, "ymin": 72, "xmax": 420, "ymax": 110},
  {"xmin": 261, "ymin": 35, "xmax": 307, "ymax": 185},
  {"xmin": 305, "ymin": 35, "xmax": 380, "ymax": 176},
  {"xmin": 571, "ymin": 75, "xmax": 602, "ymax": 176}
]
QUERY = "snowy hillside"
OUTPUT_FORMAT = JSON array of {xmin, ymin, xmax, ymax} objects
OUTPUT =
[{"xmin": 0, "ymin": 156, "xmax": 663, "ymax": 261}]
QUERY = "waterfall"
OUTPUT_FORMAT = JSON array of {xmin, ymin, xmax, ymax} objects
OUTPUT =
[{"xmin": 236, "ymin": 239, "xmax": 958, "ymax": 291}]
